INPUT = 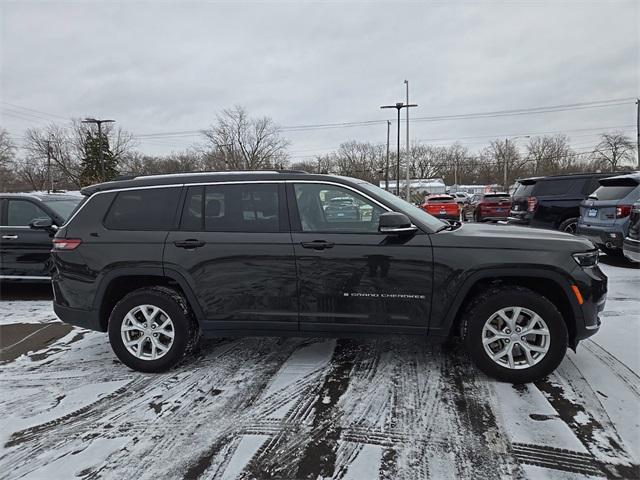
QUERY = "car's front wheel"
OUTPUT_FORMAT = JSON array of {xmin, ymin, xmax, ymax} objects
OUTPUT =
[
  {"xmin": 462, "ymin": 286, "xmax": 567, "ymax": 383},
  {"xmin": 108, "ymin": 286, "xmax": 199, "ymax": 373}
]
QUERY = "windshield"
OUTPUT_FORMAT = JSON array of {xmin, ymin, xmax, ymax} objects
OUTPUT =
[
  {"xmin": 358, "ymin": 182, "xmax": 445, "ymax": 231},
  {"xmin": 43, "ymin": 198, "xmax": 82, "ymax": 220}
]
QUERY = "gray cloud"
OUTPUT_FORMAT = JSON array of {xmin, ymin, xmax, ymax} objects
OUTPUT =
[{"xmin": 1, "ymin": 0, "xmax": 638, "ymax": 160}]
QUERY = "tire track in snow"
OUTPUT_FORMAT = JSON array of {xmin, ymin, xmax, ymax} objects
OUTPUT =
[{"xmin": 582, "ymin": 339, "xmax": 640, "ymax": 400}]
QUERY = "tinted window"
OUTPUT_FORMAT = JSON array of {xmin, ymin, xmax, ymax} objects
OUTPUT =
[
  {"xmin": 513, "ymin": 183, "xmax": 535, "ymax": 197},
  {"xmin": 104, "ymin": 187, "xmax": 181, "ymax": 230},
  {"xmin": 294, "ymin": 183, "xmax": 385, "ymax": 233},
  {"xmin": 590, "ymin": 185, "xmax": 638, "ymax": 201},
  {"xmin": 534, "ymin": 179, "xmax": 574, "ymax": 196},
  {"xmin": 6, "ymin": 200, "xmax": 50, "ymax": 226},
  {"xmin": 181, "ymin": 184, "xmax": 280, "ymax": 232}
]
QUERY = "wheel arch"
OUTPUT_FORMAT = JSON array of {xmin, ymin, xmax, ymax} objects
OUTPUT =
[
  {"xmin": 439, "ymin": 268, "xmax": 582, "ymax": 349},
  {"xmin": 95, "ymin": 267, "xmax": 205, "ymax": 331}
]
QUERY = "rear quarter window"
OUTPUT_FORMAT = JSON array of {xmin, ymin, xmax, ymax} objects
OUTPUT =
[
  {"xmin": 104, "ymin": 187, "xmax": 181, "ymax": 230},
  {"xmin": 532, "ymin": 179, "xmax": 577, "ymax": 196}
]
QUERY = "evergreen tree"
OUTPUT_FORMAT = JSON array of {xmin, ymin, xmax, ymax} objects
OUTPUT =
[{"xmin": 80, "ymin": 130, "xmax": 118, "ymax": 184}]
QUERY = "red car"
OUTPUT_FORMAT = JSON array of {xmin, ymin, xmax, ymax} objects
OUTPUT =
[
  {"xmin": 420, "ymin": 194, "xmax": 460, "ymax": 221},
  {"xmin": 471, "ymin": 192, "xmax": 512, "ymax": 222}
]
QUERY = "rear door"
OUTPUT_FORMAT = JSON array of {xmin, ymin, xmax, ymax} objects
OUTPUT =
[
  {"xmin": 0, "ymin": 198, "xmax": 55, "ymax": 279},
  {"xmin": 288, "ymin": 181, "xmax": 433, "ymax": 335},
  {"xmin": 163, "ymin": 182, "xmax": 298, "ymax": 333}
]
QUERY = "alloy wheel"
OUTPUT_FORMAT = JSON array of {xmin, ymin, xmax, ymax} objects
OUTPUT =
[
  {"xmin": 120, "ymin": 304, "xmax": 175, "ymax": 361},
  {"xmin": 481, "ymin": 306, "xmax": 550, "ymax": 370}
]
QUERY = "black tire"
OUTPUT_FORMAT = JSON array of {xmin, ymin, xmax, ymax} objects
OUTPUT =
[
  {"xmin": 461, "ymin": 286, "xmax": 568, "ymax": 383},
  {"xmin": 107, "ymin": 286, "xmax": 199, "ymax": 373},
  {"xmin": 558, "ymin": 217, "xmax": 578, "ymax": 234},
  {"xmin": 473, "ymin": 211, "xmax": 480, "ymax": 222}
]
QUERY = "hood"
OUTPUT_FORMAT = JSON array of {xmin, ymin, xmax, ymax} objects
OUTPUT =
[{"xmin": 435, "ymin": 222, "xmax": 595, "ymax": 252}]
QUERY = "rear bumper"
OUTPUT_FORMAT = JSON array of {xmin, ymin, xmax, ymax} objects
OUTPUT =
[
  {"xmin": 53, "ymin": 303, "xmax": 104, "ymax": 332},
  {"xmin": 576, "ymin": 225, "xmax": 624, "ymax": 249},
  {"xmin": 623, "ymin": 237, "xmax": 640, "ymax": 262},
  {"xmin": 508, "ymin": 212, "xmax": 531, "ymax": 225}
]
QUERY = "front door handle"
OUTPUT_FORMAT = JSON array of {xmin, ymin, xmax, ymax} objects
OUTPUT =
[
  {"xmin": 301, "ymin": 240, "xmax": 335, "ymax": 250},
  {"xmin": 173, "ymin": 239, "xmax": 205, "ymax": 249},
  {"xmin": 2, "ymin": 235, "xmax": 18, "ymax": 240}
]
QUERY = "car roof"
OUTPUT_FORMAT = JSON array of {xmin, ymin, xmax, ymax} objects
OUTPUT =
[
  {"xmin": 516, "ymin": 171, "xmax": 634, "ymax": 185},
  {"xmin": 598, "ymin": 172, "xmax": 640, "ymax": 185},
  {"xmin": 80, "ymin": 171, "xmax": 366, "ymax": 195}
]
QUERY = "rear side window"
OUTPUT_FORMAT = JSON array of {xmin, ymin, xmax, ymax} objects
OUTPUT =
[
  {"xmin": 180, "ymin": 183, "xmax": 280, "ymax": 232},
  {"xmin": 104, "ymin": 187, "xmax": 181, "ymax": 230},
  {"xmin": 6, "ymin": 200, "xmax": 50, "ymax": 226}
]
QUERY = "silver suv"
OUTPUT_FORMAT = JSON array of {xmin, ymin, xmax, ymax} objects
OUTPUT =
[{"xmin": 577, "ymin": 172, "xmax": 640, "ymax": 256}]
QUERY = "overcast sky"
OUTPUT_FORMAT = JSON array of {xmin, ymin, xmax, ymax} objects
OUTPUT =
[{"xmin": 1, "ymin": 0, "xmax": 638, "ymax": 161}]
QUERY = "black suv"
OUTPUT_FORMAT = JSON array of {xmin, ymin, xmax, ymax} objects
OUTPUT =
[
  {"xmin": 509, "ymin": 172, "xmax": 620, "ymax": 233},
  {"xmin": 47, "ymin": 172, "xmax": 607, "ymax": 383},
  {"xmin": 0, "ymin": 193, "xmax": 81, "ymax": 281}
]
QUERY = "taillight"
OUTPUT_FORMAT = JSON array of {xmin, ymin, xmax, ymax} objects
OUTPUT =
[
  {"xmin": 52, "ymin": 238, "xmax": 82, "ymax": 250},
  {"xmin": 615, "ymin": 205, "xmax": 632, "ymax": 218},
  {"xmin": 527, "ymin": 196, "xmax": 538, "ymax": 213}
]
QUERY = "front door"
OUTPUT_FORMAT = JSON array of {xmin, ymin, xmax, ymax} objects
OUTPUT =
[
  {"xmin": 0, "ymin": 198, "xmax": 55, "ymax": 279},
  {"xmin": 163, "ymin": 182, "xmax": 298, "ymax": 333},
  {"xmin": 288, "ymin": 182, "xmax": 433, "ymax": 335}
]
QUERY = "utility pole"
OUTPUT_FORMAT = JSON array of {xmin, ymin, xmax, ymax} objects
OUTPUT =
[
  {"xmin": 385, "ymin": 120, "xmax": 391, "ymax": 191},
  {"xmin": 82, "ymin": 118, "xmax": 115, "ymax": 180},
  {"xmin": 636, "ymin": 98, "xmax": 639, "ymax": 169},
  {"xmin": 381, "ymin": 101, "xmax": 417, "ymax": 196},
  {"xmin": 404, "ymin": 80, "xmax": 411, "ymax": 201}
]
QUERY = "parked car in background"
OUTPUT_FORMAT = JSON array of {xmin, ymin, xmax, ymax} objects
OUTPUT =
[
  {"xmin": 452, "ymin": 192, "xmax": 471, "ymax": 205},
  {"xmin": 623, "ymin": 200, "xmax": 640, "ymax": 263},
  {"xmin": 509, "ymin": 172, "xmax": 620, "ymax": 233},
  {"xmin": 467, "ymin": 192, "xmax": 511, "ymax": 222},
  {"xmin": 420, "ymin": 194, "xmax": 460, "ymax": 221},
  {"xmin": 0, "ymin": 192, "xmax": 82, "ymax": 281},
  {"xmin": 577, "ymin": 173, "xmax": 640, "ymax": 256},
  {"xmin": 323, "ymin": 196, "xmax": 360, "ymax": 222}
]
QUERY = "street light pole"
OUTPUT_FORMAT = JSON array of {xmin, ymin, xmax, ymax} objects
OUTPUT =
[
  {"xmin": 404, "ymin": 80, "xmax": 411, "ymax": 201},
  {"xmin": 381, "ymin": 101, "xmax": 417, "ymax": 196},
  {"xmin": 385, "ymin": 120, "xmax": 390, "ymax": 191},
  {"xmin": 82, "ymin": 118, "xmax": 115, "ymax": 180}
]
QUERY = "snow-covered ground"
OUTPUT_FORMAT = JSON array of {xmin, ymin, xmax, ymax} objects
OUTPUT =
[{"xmin": 0, "ymin": 261, "xmax": 638, "ymax": 479}]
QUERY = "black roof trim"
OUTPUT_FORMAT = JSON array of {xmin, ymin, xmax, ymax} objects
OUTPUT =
[{"xmin": 516, "ymin": 171, "xmax": 635, "ymax": 184}]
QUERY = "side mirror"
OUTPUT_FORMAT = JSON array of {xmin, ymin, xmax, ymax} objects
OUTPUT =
[
  {"xmin": 379, "ymin": 212, "xmax": 418, "ymax": 235},
  {"xmin": 29, "ymin": 218, "xmax": 58, "ymax": 232}
]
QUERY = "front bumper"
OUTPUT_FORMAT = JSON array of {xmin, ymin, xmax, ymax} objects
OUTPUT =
[
  {"xmin": 576, "ymin": 225, "xmax": 624, "ymax": 249},
  {"xmin": 570, "ymin": 263, "xmax": 607, "ymax": 347},
  {"xmin": 623, "ymin": 237, "xmax": 640, "ymax": 262}
]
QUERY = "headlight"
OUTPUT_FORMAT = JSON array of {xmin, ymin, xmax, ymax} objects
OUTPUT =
[{"xmin": 573, "ymin": 250, "xmax": 599, "ymax": 267}]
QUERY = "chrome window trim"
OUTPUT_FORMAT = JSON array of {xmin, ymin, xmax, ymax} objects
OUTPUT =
[
  {"xmin": 61, "ymin": 179, "xmax": 394, "ymax": 229},
  {"xmin": 0, "ymin": 275, "xmax": 51, "ymax": 280}
]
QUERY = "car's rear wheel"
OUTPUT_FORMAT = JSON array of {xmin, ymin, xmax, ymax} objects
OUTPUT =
[
  {"xmin": 558, "ymin": 217, "xmax": 578, "ymax": 234},
  {"xmin": 462, "ymin": 286, "xmax": 567, "ymax": 383},
  {"xmin": 108, "ymin": 286, "xmax": 199, "ymax": 373}
]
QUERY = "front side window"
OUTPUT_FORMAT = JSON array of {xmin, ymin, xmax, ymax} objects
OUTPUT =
[
  {"xmin": 180, "ymin": 183, "xmax": 280, "ymax": 232},
  {"xmin": 293, "ymin": 183, "xmax": 385, "ymax": 233},
  {"xmin": 104, "ymin": 187, "xmax": 181, "ymax": 230},
  {"xmin": 7, "ymin": 200, "xmax": 50, "ymax": 226}
]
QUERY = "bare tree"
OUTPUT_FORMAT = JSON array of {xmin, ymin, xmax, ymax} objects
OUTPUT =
[
  {"xmin": 201, "ymin": 106, "xmax": 289, "ymax": 170},
  {"xmin": 592, "ymin": 132, "xmax": 636, "ymax": 172},
  {"xmin": 0, "ymin": 128, "xmax": 17, "ymax": 190},
  {"xmin": 526, "ymin": 135, "xmax": 576, "ymax": 175}
]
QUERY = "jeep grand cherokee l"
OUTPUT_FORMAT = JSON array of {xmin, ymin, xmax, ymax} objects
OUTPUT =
[{"xmin": 46, "ymin": 171, "xmax": 607, "ymax": 383}]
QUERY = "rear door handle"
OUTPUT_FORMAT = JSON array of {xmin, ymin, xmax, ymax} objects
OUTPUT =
[
  {"xmin": 301, "ymin": 240, "xmax": 335, "ymax": 250},
  {"xmin": 2, "ymin": 235, "xmax": 18, "ymax": 240},
  {"xmin": 173, "ymin": 239, "xmax": 205, "ymax": 249}
]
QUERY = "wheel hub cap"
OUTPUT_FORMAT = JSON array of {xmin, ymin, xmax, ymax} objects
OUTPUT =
[
  {"xmin": 481, "ymin": 306, "xmax": 551, "ymax": 370},
  {"xmin": 120, "ymin": 305, "xmax": 175, "ymax": 361}
]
